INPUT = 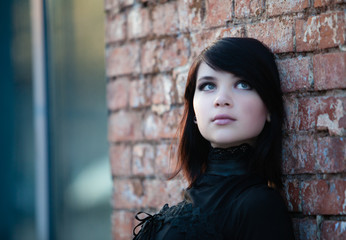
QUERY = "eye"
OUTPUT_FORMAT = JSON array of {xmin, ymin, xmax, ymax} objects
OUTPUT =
[
  {"xmin": 235, "ymin": 81, "xmax": 252, "ymax": 90},
  {"xmin": 198, "ymin": 82, "xmax": 216, "ymax": 91}
]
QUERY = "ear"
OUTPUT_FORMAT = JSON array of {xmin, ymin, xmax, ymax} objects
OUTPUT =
[{"xmin": 266, "ymin": 113, "xmax": 271, "ymax": 122}]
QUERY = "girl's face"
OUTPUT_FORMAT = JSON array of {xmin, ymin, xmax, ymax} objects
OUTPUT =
[{"xmin": 193, "ymin": 62, "xmax": 269, "ymax": 148}]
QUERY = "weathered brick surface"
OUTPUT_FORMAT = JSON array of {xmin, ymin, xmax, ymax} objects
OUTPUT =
[
  {"xmin": 205, "ymin": 0, "xmax": 232, "ymax": 26},
  {"xmin": 277, "ymin": 56, "xmax": 311, "ymax": 92},
  {"xmin": 109, "ymin": 144, "xmax": 132, "ymax": 176},
  {"xmin": 127, "ymin": 6, "xmax": 151, "ymax": 39},
  {"xmin": 107, "ymin": 77, "xmax": 130, "ymax": 110},
  {"xmin": 105, "ymin": 1, "xmax": 346, "ymax": 238},
  {"xmin": 152, "ymin": 74, "xmax": 174, "ymax": 105},
  {"xmin": 113, "ymin": 178, "xmax": 143, "ymax": 209},
  {"xmin": 177, "ymin": 0, "xmax": 204, "ymax": 31},
  {"xmin": 129, "ymin": 77, "xmax": 152, "ymax": 108},
  {"xmin": 301, "ymin": 179, "xmax": 346, "ymax": 215},
  {"xmin": 283, "ymin": 95, "xmax": 298, "ymax": 130},
  {"xmin": 142, "ymin": 107, "xmax": 182, "ymax": 140},
  {"xmin": 105, "ymin": 13, "xmax": 126, "ymax": 43},
  {"xmin": 292, "ymin": 218, "xmax": 318, "ymax": 240},
  {"xmin": 314, "ymin": 0, "xmax": 341, "ymax": 7},
  {"xmin": 141, "ymin": 37, "xmax": 189, "ymax": 73},
  {"xmin": 282, "ymin": 135, "xmax": 315, "ymax": 174},
  {"xmin": 152, "ymin": 2, "xmax": 179, "ymax": 36},
  {"xmin": 321, "ymin": 220, "xmax": 346, "ymax": 240},
  {"xmin": 108, "ymin": 110, "xmax": 143, "ymax": 142},
  {"xmin": 313, "ymin": 52, "xmax": 346, "ymax": 90},
  {"xmin": 155, "ymin": 143, "xmax": 175, "ymax": 176},
  {"xmin": 247, "ymin": 17, "xmax": 294, "ymax": 53},
  {"xmin": 296, "ymin": 11, "xmax": 346, "ymax": 52},
  {"xmin": 267, "ymin": 0, "xmax": 309, "ymax": 16},
  {"xmin": 107, "ymin": 43, "xmax": 140, "ymax": 76},
  {"xmin": 235, "ymin": 0, "xmax": 263, "ymax": 18},
  {"xmin": 283, "ymin": 178, "xmax": 301, "ymax": 212},
  {"xmin": 297, "ymin": 96, "xmax": 346, "ymax": 135},
  {"xmin": 112, "ymin": 211, "xmax": 134, "ymax": 240},
  {"xmin": 132, "ymin": 143, "xmax": 155, "ymax": 176},
  {"xmin": 316, "ymin": 137, "xmax": 346, "ymax": 173}
]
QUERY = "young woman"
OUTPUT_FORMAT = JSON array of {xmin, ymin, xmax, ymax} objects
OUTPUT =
[{"xmin": 133, "ymin": 37, "xmax": 294, "ymax": 240}]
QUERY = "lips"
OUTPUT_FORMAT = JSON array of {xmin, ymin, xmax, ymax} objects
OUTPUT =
[{"xmin": 212, "ymin": 114, "xmax": 236, "ymax": 125}]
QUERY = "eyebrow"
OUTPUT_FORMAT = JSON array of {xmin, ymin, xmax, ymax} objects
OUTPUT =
[{"xmin": 196, "ymin": 76, "xmax": 217, "ymax": 82}]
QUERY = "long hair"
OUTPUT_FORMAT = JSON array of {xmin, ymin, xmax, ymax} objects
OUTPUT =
[{"xmin": 172, "ymin": 37, "xmax": 285, "ymax": 189}]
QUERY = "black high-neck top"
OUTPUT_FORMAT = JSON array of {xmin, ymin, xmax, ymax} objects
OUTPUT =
[{"xmin": 133, "ymin": 145, "xmax": 294, "ymax": 240}]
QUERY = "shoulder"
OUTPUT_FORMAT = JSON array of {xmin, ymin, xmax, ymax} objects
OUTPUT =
[
  {"xmin": 238, "ymin": 184, "xmax": 287, "ymax": 214},
  {"xmin": 226, "ymin": 183, "xmax": 294, "ymax": 239}
]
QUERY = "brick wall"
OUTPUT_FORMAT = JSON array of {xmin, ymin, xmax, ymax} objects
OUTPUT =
[{"xmin": 105, "ymin": 0, "xmax": 346, "ymax": 239}]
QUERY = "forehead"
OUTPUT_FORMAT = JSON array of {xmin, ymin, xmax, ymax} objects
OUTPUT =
[{"xmin": 196, "ymin": 61, "xmax": 239, "ymax": 81}]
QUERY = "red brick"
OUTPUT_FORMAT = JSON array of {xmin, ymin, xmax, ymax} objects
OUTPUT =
[
  {"xmin": 141, "ymin": 40, "xmax": 158, "ymax": 74},
  {"xmin": 132, "ymin": 144, "xmax": 155, "ymax": 176},
  {"xmin": 314, "ymin": 0, "xmax": 337, "ymax": 7},
  {"xmin": 283, "ymin": 178, "xmax": 301, "ymax": 212},
  {"xmin": 105, "ymin": 0, "xmax": 119, "ymax": 11},
  {"xmin": 142, "ymin": 107, "xmax": 182, "ymax": 140},
  {"xmin": 277, "ymin": 56, "xmax": 312, "ymax": 93},
  {"xmin": 172, "ymin": 64, "xmax": 189, "ymax": 104},
  {"xmin": 143, "ymin": 178, "xmax": 186, "ymax": 208},
  {"xmin": 113, "ymin": 178, "xmax": 143, "ymax": 209},
  {"xmin": 321, "ymin": 220, "xmax": 346, "ymax": 240},
  {"xmin": 283, "ymin": 95, "xmax": 298, "ymax": 130},
  {"xmin": 153, "ymin": 2, "xmax": 179, "ymax": 36},
  {"xmin": 316, "ymin": 137, "xmax": 346, "ymax": 173},
  {"xmin": 247, "ymin": 18, "xmax": 294, "ymax": 53},
  {"xmin": 107, "ymin": 77, "xmax": 130, "ymax": 110},
  {"xmin": 105, "ymin": 13, "xmax": 126, "ymax": 43},
  {"xmin": 108, "ymin": 110, "xmax": 143, "ymax": 142},
  {"xmin": 141, "ymin": 37, "xmax": 189, "ymax": 73},
  {"xmin": 157, "ymin": 37, "xmax": 189, "ymax": 71},
  {"xmin": 129, "ymin": 77, "xmax": 151, "ymax": 108},
  {"xmin": 282, "ymin": 135, "xmax": 315, "ymax": 174},
  {"xmin": 297, "ymin": 96, "xmax": 346, "ymax": 135},
  {"xmin": 111, "ymin": 210, "xmax": 134, "ymax": 240},
  {"xmin": 301, "ymin": 179, "xmax": 346, "ymax": 215},
  {"xmin": 127, "ymin": 7, "xmax": 151, "ymax": 39},
  {"xmin": 190, "ymin": 29, "xmax": 224, "ymax": 60},
  {"xmin": 120, "ymin": 0, "xmax": 135, "ymax": 8},
  {"xmin": 205, "ymin": 0, "xmax": 232, "ymax": 27},
  {"xmin": 219, "ymin": 26, "xmax": 245, "ymax": 38},
  {"xmin": 296, "ymin": 11, "xmax": 345, "ymax": 52},
  {"xmin": 152, "ymin": 74, "xmax": 174, "ymax": 105},
  {"xmin": 235, "ymin": 0, "xmax": 263, "ymax": 18},
  {"xmin": 267, "ymin": 0, "xmax": 309, "ymax": 16},
  {"xmin": 109, "ymin": 144, "xmax": 132, "ymax": 176},
  {"xmin": 106, "ymin": 43, "xmax": 140, "ymax": 76},
  {"xmin": 313, "ymin": 52, "xmax": 346, "ymax": 90},
  {"xmin": 155, "ymin": 142, "xmax": 177, "ymax": 176},
  {"xmin": 177, "ymin": 0, "xmax": 203, "ymax": 31},
  {"xmin": 292, "ymin": 218, "xmax": 318, "ymax": 240}
]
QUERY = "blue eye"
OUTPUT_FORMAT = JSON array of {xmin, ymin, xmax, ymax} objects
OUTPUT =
[
  {"xmin": 236, "ymin": 81, "xmax": 252, "ymax": 90},
  {"xmin": 198, "ymin": 82, "xmax": 216, "ymax": 91}
]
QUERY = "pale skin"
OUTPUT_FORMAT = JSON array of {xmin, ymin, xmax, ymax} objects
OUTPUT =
[{"xmin": 193, "ymin": 62, "xmax": 271, "ymax": 149}]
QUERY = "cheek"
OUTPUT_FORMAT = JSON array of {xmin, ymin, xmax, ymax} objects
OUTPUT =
[
  {"xmin": 193, "ymin": 95, "xmax": 203, "ymax": 118},
  {"xmin": 241, "ymin": 97, "xmax": 268, "ymax": 129}
]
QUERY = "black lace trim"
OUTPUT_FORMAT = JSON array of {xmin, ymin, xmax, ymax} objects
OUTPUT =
[
  {"xmin": 133, "ymin": 201, "xmax": 222, "ymax": 240},
  {"xmin": 208, "ymin": 143, "xmax": 252, "ymax": 161}
]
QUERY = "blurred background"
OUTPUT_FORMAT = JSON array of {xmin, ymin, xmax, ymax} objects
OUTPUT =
[{"xmin": 1, "ymin": 0, "xmax": 111, "ymax": 239}]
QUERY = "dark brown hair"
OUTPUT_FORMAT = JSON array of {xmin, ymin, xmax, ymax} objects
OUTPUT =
[{"xmin": 172, "ymin": 37, "xmax": 285, "ymax": 189}]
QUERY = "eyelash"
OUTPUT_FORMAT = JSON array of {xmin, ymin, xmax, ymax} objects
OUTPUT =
[{"xmin": 197, "ymin": 81, "xmax": 252, "ymax": 91}]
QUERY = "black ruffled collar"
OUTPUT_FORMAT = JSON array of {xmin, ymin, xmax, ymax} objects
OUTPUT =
[{"xmin": 206, "ymin": 144, "xmax": 253, "ymax": 176}]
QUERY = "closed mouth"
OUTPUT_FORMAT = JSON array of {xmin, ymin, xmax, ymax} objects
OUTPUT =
[{"xmin": 212, "ymin": 114, "xmax": 236, "ymax": 122}]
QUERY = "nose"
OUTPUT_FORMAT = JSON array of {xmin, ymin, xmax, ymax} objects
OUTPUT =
[{"xmin": 214, "ymin": 91, "xmax": 233, "ymax": 107}]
